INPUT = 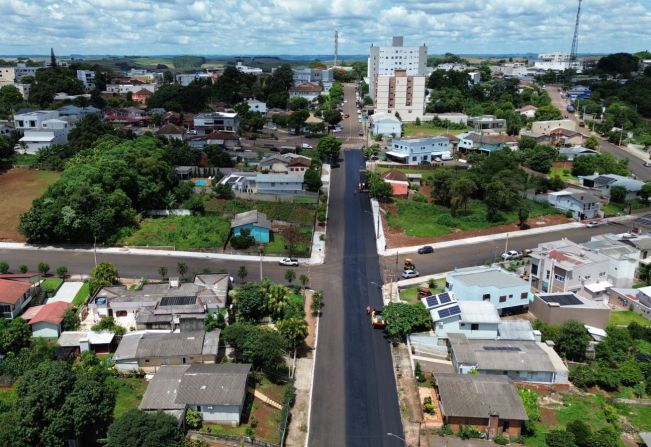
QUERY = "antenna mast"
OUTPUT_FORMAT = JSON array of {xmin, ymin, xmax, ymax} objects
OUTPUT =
[
  {"xmin": 334, "ymin": 30, "xmax": 339, "ymax": 68},
  {"xmin": 569, "ymin": 0, "xmax": 582, "ymax": 62}
]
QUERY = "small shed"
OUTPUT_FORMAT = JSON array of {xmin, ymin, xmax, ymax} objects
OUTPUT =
[
  {"xmin": 231, "ymin": 210, "xmax": 272, "ymax": 243},
  {"xmin": 21, "ymin": 301, "xmax": 72, "ymax": 338}
]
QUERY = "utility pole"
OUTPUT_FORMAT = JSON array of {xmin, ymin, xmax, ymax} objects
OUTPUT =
[{"xmin": 333, "ymin": 30, "xmax": 338, "ymax": 68}]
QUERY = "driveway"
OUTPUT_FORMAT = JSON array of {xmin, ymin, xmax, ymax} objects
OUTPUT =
[{"xmin": 47, "ymin": 281, "xmax": 84, "ymax": 304}]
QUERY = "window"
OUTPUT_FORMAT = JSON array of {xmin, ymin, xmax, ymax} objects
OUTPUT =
[
  {"xmin": 29, "ymin": 120, "xmax": 36, "ymax": 127},
  {"xmin": 499, "ymin": 296, "xmax": 507, "ymax": 303},
  {"xmin": 508, "ymin": 294, "xmax": 513, "ymax": 299},
  {"xmin": 521, "ymin": 292, "xmax": 528, "ymax": 300},
  {"xmin": 554, "ymin": 274, "xmax": 565, "ymax": 282},
  {"xmin": 545, "ymin": 271, "xmax": 550, "ymax": 279},
  {"xmin": 471, "ymin": 323, "xmax": 479, "ymax": 331},
  {"xmin": 115, "ymin": 310, "xmax": 127, "ymax": 317},
  {"xmin": 483, "ymin": 294, "xmax": 490, "ymax": 301}
]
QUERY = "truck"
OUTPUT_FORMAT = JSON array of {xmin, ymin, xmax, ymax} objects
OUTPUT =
[
  {"xmin": 567, "ymin": 104, "xmax": 576, "ymax": 113},
  {"xmin": 369, "ymin": 308, "xmax": 387, "ymax": 329}
]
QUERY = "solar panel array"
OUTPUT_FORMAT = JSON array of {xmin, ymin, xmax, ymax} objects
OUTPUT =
[
  {"xmin": 438, "ymin": 293, "xmax": 451, "ymax": 304},
  {"xmin": 594, "ymin": 175, "xmax": 616, "ymax": 185},
  {"xmin": 636, "ymin": 214, "xmax": 651, "ymax": 226},
  {"xmin": 159, "ymin": 296, "xmax": 197, "ymax": 306},
  {"xmin": 425, "ymin": 295, "xmax": 439, "ymax": 308},
  {"xmin": 437, "ymin": 305, "xmax": 461, "ymax": 319}
]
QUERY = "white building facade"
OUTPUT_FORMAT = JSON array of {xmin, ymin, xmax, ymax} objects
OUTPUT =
[
  {"xmin": 368, "ymin": 36, "xmax": 427, "ymax": 100},
  {"xmin": 374, "ymin": 70, "xmax": 427, "ymax": 122}
]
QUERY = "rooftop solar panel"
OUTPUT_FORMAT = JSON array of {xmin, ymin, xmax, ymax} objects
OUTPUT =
[
  {"xmin": 539, "ymin": 294, "xmax": 583, "ymax": 306},
  {"xmin": 159, "ymin": 296, "xmax": 197, "ymax": 306},
  {"xmin": 438, "ymin": 293, "xmax": 451, "ymax": 304},
  {"xmin": 447, "ymin": 305, "xmax": 461, "ymax": 316},
  {"xmin": 425, "ymin": 295, "xmax": 439, "ymax": 308}
]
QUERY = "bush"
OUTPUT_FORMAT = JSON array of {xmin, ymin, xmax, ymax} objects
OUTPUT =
[
  {"xmin": 423, "ymin": 396, "xmax": 435, "ymax": 414},
  {"xmin": 494, "ymin": 434, "xmax": 508, "ymax": 445},
  {"xmin": 458, "ymin": 425, "xmax": 482, "ymax": 439},
  {"xmin": 231, "ymin": 228, "xmax": 256, "ymax": 249},
  {"xmin": 185, "ymin": 408, "xmax": 203, "ymax": 429}
]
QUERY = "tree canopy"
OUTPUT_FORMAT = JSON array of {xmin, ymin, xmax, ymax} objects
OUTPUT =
[
  {"xmin": 106, "ymin": 409, "xmax": 182, "ymax": 447},
  {"xmin": 382, "ymin": 302, "xmax": 431, "ymax": 338},
  {"xmin": 222, "ymin": 322, "xmax": 287, "ymax": 371}
]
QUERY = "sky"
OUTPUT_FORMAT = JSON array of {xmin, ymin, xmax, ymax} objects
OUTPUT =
[{"xmin": 1, "ymin": 0, "xmax": 650, "ymax": 56}]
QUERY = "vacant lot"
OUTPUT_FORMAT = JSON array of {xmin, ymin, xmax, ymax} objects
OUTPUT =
[
  {"xmin": 205, "ymin": 198, "xmax": 316, "ymax": 226},
  {"xmin": 402, "ymin": 123, "xmax": 466, "ymax": 138},
  {"xmin": 0, "ymin": 168, "xmax": 61, "ymax": 241},
  {"xmin": 122, "ymin": 215, "xmax": 231, "ymax": 250},
  {"xmin": 385, "ymin": 199, "xmax": 562, "ymax": 239},
  {"xmin": 108, "ymin": 377, "xmax": 148, "ymax": 418},
  {"xmin": 609, "ymin": 310, "xmax": 651, "ymax": 327}
]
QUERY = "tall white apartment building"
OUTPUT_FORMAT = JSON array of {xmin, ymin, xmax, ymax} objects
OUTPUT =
[
  {"xmin": 534, "ymin": 53, "xmax": 583, "ymax": 71},
  {"xmin": 368, "ymin": 36, "xmax": 427, "ymax": 100},
  {"xmin": 374, "ymin": 69, "xmax": 427, "ymax": 122}
]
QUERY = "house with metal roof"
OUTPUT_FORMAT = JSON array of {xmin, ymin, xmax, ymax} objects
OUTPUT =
[
  {"xmin": 580, "ymin": 173, "xmax": 645, "ymax": 202},
  {"xmin": 140, "ymin": 363, "xmax": 251, "ymax": 425},
  {"xmin": 558, "ymin": 145, "xmax": 597, "ymax": 161},
  {"xmin": 583, "ymin": 233, "xmax": 641, "ymax": 288},
  {"xmin": 89, "ymin": 274, "xmax": 230, "ymax": 330},
  {"xmin": 530, "ymin": 292, "xmax": 611, "ymax": 329},
  {"xmin": 446, "ymin": 265, "xmax": 532, "ymax": 315},
  {"xmin": 385, "ymin": 136, "xmax": 450, "ymax": 164},
  {"xmin": 543, "ymin": 187, "xmax": 603, "ymax": 220},
  {"xmin": 113, "ymin": 330, "xmax": 220, "ymax": 372},
  {"xmin": 435, "ymin": 374, "xmax": 528, "ymax": 439},
  {"xmin": 448, "ymin": 333, "xmax": 569, "ymax": 385},
  {"xmin": 231, "ymin": 210, "xmax": 272, "ymax": 244}
]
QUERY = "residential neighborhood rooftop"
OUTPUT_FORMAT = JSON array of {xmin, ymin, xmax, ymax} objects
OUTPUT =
[{"xmin": 448, "ymin": 265, "xmax": 529, "ymax": 288}]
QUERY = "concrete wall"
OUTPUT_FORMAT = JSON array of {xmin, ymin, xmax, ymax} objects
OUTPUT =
[
  {"xmin": 197, "ymin": 404, "xmax": 241, "ymax": 425},
  {"xmin": 31, "ymin": 322, "xmax": 61, "ymax": 338},
  {"xmin": 446, "ymin": 416, "xmax": 522, "ymax": 438},
  {"xmin": 437, "ymin": 319, "xmax": 499, "ymax": 340},
  {"xmin": 530, "ymin": 296, "xmax": 611, "ymax": 329},
  {"xmin": 446, "ymin": 280, "xmax": 530, "ymax": 313}
]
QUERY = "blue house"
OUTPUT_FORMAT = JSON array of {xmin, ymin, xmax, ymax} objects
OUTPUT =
[
  {"xmin": 231, "ymin": 210, "xmax": 272, "ymax": 244},
  {"xmin": 446, "ymin": 265, "xmax": 532, "ymax": 315}
]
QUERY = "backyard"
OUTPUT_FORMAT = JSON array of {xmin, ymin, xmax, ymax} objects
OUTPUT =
[
  {"xmin": 549, "ymin": 167, "xmax": 578, "ymax": 183},
  {"xmin": 0, "ymin": 168, "xmax": 61, "ymax": 241},
  {"xmin": 399, "ymin": 278, "xmax": 446, "ymax": 304},
  {"xmin": 609, "ymin": 310, "xmax": 651, "ymax": 327},
  {"xmin": 108, "ymin": 377, "xmax": 148, "ymax": 418},
  {"xmin": 402, "ymin": 123, "xmax": 466, "ymax": 138},
  {"xmin": 385, "ymin": 199, "xmax": 563, "ymax": 239}
]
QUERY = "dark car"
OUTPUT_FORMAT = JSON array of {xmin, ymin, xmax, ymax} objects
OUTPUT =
[{"xmin": 417, "ymin": 246, "xmax": 434, "ymax": 254}]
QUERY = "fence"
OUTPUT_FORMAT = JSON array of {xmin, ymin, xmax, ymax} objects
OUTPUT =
[
  {"xmin": 188, "ymin": 431, "xmax": 279, "ymax": 447},
  {"xmin": 233, "ymin": 191, "xmax": 318, "ymax": 204}
]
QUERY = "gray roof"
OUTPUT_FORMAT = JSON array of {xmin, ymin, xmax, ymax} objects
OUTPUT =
[
  {"xmin": 436, "ymin": 374, "xmax": 528, "ymax": 421},
  {"xmin": 559, "ymin": 146, "xmax": 596, "ymax": 156},
  {"xmin": 448, "ymin": 333, "xmax": 559, "ymax": 373},
  {"xmin": 177, "ymin": 363, "xmax": 251, "ymax": 405},
  {"xmin": 448, "ymin": 266, "xmax": 529, "ymax": 289},
  {"xmin": 640, "ymin": 432, "xmax": 651, "ymax": 447},
  {"xmin": 140, "ymin": 363, "xmax": 251, "ymax": 411},
  {"xmin": 497, "ymin": 320, "xmax": 535, "ymax": 341},
  {"xmin": 255, "ymin": 173, "xmax": 305, "ymax": 183},
  {"xmin": 622, "ymin": 236, "xmax": 651, "ymax": 251},
  {"xmin": 458, "ymin": 301, "xmax": 501, "ymax": 324},
  {"xmin": 582, "ymin": 173, "xmax": 645, "ymax": 191},
  {"xmin": 230, "ymin": 210, "xmax": 272, "ymax": 230},
  {"xmin": 115, "ymin": 331, "xmax": 219, "ymax": 361},
  {"xmin": 139, "ymin": 365, "xmax": 188, "ymax": 411}
]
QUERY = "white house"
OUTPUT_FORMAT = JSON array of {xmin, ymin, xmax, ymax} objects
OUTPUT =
[
  {"xmin": 370, "ymin": 112, "xmax": 402, "ymax": 137},
  {"xmin": 385, "ymin": 136, "xmax": 450, "ymax": 164},
  {"xmin": 534, "ymin": 53, "xmax": 582, "ymax": 72},
  {"xmin": 14, "ymin": 111, "xmax": 71, "ymax": 154},
  {"xmin": 235, "ymin": 62, "xmax": 263, "ymax": 75},
  {"xmin": 517, "ymin": 105, "xmax": 538, "ymax": 119},
  {"xmin": 157, "ymin": 124, "xmax": 187, "ymax": 141},
  {"xmin": 194, "ymin": 112, "xmax": 240, "ymax": 134},
  {"xmin": 531, "ymin": 119, "xmax": 577, "ymax": 135},
  {"xmin": 76, "ymin": 70, "xmax": 96, "ymax": 89},
  {"xmin": 544, "ymin": 188, "xmax": 602, "ymax": 220},
  {"xmin": 288, "ymin": 82, "xmax": 323, "ymax": 101},
  {"xmin": 0, "ymin": 67, "xmax": 15, "ymax": 87},
  {"xmin": 446, "ymin": 265, "xmax": 532, "ymax": 315},
  {"xmin": 140, "ymin": 363, "xmax": 251, "ymax": 425},
  {"xmin": 105, "ymin": 83, "xmax": 157, "ymax": 95},
  {"xmin": 255, "ymin": 173, "xmax": 305, "ymax": 194},
  {"xmin": 468, "ymin": 71, "xmax": 481, "ymax": 85},
  {"xmin": 583, "ymin": 234, "xmax": 641, "ymax": 288},
  {"xmin": 580, "ymin": 173, "xmax": 645, "ymax": 202},
  {"xmin": 246, "ymin": 99, "xmax": 267, "ymax": 114}
]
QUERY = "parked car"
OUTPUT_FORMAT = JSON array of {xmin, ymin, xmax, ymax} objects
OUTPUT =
[
  {"xmin": 279, "ymin": 258, "xmax": 299, "ymax": 266},
  {"xmin": 402, "ymin": 269, "xmax": 420, "ymax": 279},
  {"xmin": 585, "ymin": 220, "xmax": 604, "ymax": 228},
  {"xmin": 417, "ymin": 246, "xmax": 434, "ymax": 254},
  {"xmin": 301, "ymin": 143, "xmax": 312, "ymax": 149},
  {"xmin": 644, "ymin": 162, "xmax": 651, "ymax": 167},
  {"xmin": 501, "ymin": 250, "xmax": 522, "ymax": 261},
  {"xmin": 358, "ymin": 130, "xmax": 364, "ymax": 136},
  {"xmin": 370, "ymin": 310, "xmax": 386, "ymax": 329}
]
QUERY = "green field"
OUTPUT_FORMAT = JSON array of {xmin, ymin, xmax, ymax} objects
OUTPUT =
[
  {"xmin": 108, "ymin": 377, "xmax": 148, "ymax": 418},
  {"xmin": 549, "ymin": 167, "xmax": 578, "ymax": 182},
  {"xmin": 41, "ymin": 278, "xmax": 63, "ymax": 294},
  {"xmin": 72, "ymin": 282, "xmax": 90, "ymax": 307},
  {"xmin": 265, "ymin": 227, "xmax": 313, "ymax": 256},
  {"xmin": 386, "ymin": 199, "xmax": 561, "ymax": 238},
  {"xmin": 402, "ymin": 123, "xmax": 466, "ymax": 138},
  {"xmin": 609, "ymin": 310, "xmax": 651, "ymax": 327},
  {"xmin": 399, "ymin": 278, "xmax": 446, "ymax": 304},
  {"xmin": 122, "ymin": 215, "xmax": 231, "ymax": 250}
]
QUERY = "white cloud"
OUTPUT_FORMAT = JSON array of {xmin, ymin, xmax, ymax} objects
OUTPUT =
[{"xmin": 0, "ymin": 0, "xmax": 648, "ymax": 55}]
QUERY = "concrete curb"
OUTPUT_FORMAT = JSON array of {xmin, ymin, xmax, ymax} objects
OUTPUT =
[{"xmin": 304, "ymin": 311, "xmax": 320, "ymax": 447}]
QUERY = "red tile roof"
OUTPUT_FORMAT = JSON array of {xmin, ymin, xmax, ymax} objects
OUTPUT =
[
  {"xmin": 204, "ymin": 130, "xmax": 239, "ymax": 140},
  {"xmin": 158, "ymin": 124, "xmax": 186, "ymax": 135},
  {"xmin": 290, "ymin": 82, "xmax": 323, "ymax": 93},
  {"xmin": 25, "ymin": 301, "xmax": 71, "ymax": 325},
  {"xmin": 0, "ymin": 273, "xmax": 41, "ymax": 280},
  {"xmin": 0, "ymin": 278, "xmax": 32, "ymax": 305},
  {"xmin": 381, "ymin": 169, "xmax": 409, "ymax": 182}
]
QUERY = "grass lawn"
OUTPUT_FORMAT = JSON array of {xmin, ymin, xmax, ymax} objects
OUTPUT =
[
  {"xmin": 549, "ymin": 167, "xmax": 577, "ymax": 182},
  {"xmin": 202, "ymin": 396, "xmax": 282, "ymax": 444},
  {"xmin": 399, "ymin": 278, "xmax": 446, "ymax": 304},
  {"xmin": 0, "ymin": 168, "xmax": 61, "ymax": 241},
  {"xmin": 386, "ymin": 199, "xmax": 561, "ymax": 238},
  {"xmin": 402, "ymin": 123, "xmax": 466, "ymax": 138},
  {"xmin": 108, "ymin": 377, "xmax": 148, "ymax": 418},
  {"xmin": 0, "ymin": 386, "xmax": 16, "ymax": 407},
  {"xmin": 609, "ymin": 310, "xmax": 651, "ymax": 327},
  {"xmin": 615, "ymin": 403, "xmax": 651, "ymax": 431},
  {"xmin": 72, "ymin": 282, "xmax": 90, "ymax": 307},
  {"xmin": 602, "ymin": 199, "xmax": 648, "ymax": 217},
  {"xmin": 41, "ymin": 278, "xmax": 63, "ymax": 294},
  {"xmin": 375, "ymin": 166, "xmax": 440, "ymax": 179},
  {"xmin": 264, "ymin": 226, "xmax": 312, "ymax": 256},
  {"xmin": 121, "ymin": 215, "xmax": 231, "ymax": 250},
  {"xmin": 205, "ymin": 198, "xmax": 316, "ymax": 226}
]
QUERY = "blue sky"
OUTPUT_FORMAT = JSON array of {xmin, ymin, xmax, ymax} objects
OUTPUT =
[{"xmin": 0, "ymin": 0, "xmax": 650, "ymax": 56}]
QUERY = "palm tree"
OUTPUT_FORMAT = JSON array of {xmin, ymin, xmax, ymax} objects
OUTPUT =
[
  {"xmin": 267, "ymin": 283, "xmax": 290, "ymax": 319},
  {"xmin": 299, "ymin": 274, "xmax": 309, "ymax": 289},
  {"xmin": 176, "ymin": 262, "xmax": 188, "ymax": 279},
  {"xmin": 285, "ymin": 268, "xmax": 296, "ymax": 284},
  {"xmin": 38, "ymin": 262, "xmax": 50, "ymax": 276},
  {"xmin": 158, "ymin": 266, "xmax": 168, "ymax": 279},
  {"xmin": 237, "ymin": 266, "xmax": 248, "ymax": 282}
]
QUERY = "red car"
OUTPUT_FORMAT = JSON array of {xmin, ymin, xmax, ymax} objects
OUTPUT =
[{"xmin": 344, "ymin": 113, "xmax": 350, "ymax": 118}]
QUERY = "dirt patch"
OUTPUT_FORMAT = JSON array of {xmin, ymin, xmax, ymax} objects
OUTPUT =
[
  {"xmin": 381, "ymin": 205, "xmax": 572, "ymax": 249},
  {"xmin": 303, "ymin": 290, "xmax": 316, "ymax": 349},
  {"xmin": 540, "ymin": 406, "xmax": 558, "ymax": 425},
  {"xmin": 0, "ymin": 168, "xmax": 61, "ymax": 241}
]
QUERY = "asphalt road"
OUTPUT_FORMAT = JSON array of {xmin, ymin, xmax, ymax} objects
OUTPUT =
[
  {"xmin": 341, "ymin": 84, "xmax": 363, "ymax": 142},
  {"xmin": 545, "ymin": 85, "xmax": 651, "ymax": 181},
  {"xmin": 380, "ymin": 220, "xmax": 636, "ymax": 279}
]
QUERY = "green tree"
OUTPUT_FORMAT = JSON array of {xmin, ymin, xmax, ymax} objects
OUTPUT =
[
  {"xmin": 237, "ymin": 265, "xmax": 248, "ymax": 282},
  {"xmin": 555, "ymin": 320, "xmax": 591, "ymax": 361},
  {"xmin": 0, "ymin": 261, "xmax": 9, "ymax": 274},
  {"xmin": 518, "ymin": 207, "xmax": 530, "ymax": 230},
  {"xmin": 566, "ymin": 420, "xmax": 592, "ymax": 447},
  {"xmin": 285, "ymin": 268, "xmax": 296, "ymax": 284},
  {"xmin": 597, "ymin": 52, "xmax": 640, "ymax": 76},
  {"xmin": 37, "ymin": 262, "xmax": 50, "ymax": 276},
  {"xmin": 534, "ymin": 105, "xmax": 563, "ymax": 121},
  {"xmin": 366, "ymin": 172, "xmax": 393, "ymax": 203},
  {"xmin": 222, "ymin": 323, "xmax": 287, "ymax": 371},
  {"xmin": 311, "ymin": 290, "xmax": 324, "ymax": 315},
  {"xmin": 62, "ymin": 307, "xmax": 80, "ymax": 331},
  {"xmin": 382, "ymin": 302, "xmax": 432, "ymax": 339},
  {"xmin": 609, "ymin": 185, "xmax": 627, "ymax": 203},
  {"xmin": 0, "ymin": 318, "xmax": 32, "ymax": 354},
  {"xmin": 288, "ymin": 109, "xmax": 310, "ymax": 135},
  {"xmin": 56, "ymin": 265, "xmax": 68, "ymax": 278},
  {"xmin": 316, "ymin": 136, "xmax": 342, "ymax": 162},
  {"xmin": 277, "ymin": 317, "xmax": 308, "ymax": 350},
  {"xmin": 233, "ymin": 282, "xmax": 269, "ymax": 322},
  {"xmin": 213, "ymin": 182, "xmax": 234, "ymax": 199},
  {"xmin": 287, "ymin": 96, "xmax": 309, "ymax": 111},
  {"xmin": 640, "ymin": 183, "xmax": 651, "ymax": 202},
  {"xmin": 18, "ymin": 264, "xmax": 28, "ymax": 273},
  {"xmin": 158, "ymin": 266, "xmax": 168, "ymax": 279},
  {"xmin": 586, "ymin": 426, "xmax": 619, "ymax": 447},
  {"xmin": 267, "ymin": 283, "xmax": 290, "ymax": 319},
  {"xmin": 185, "ymin": 408, "xmax": 203, "ymax": 429},
  {"xmin": 449, "ymin": 176, "xmax": 477, "ymax": 214},
  {"xmin": 90, "ymin": 262, "xmax": 119, "ymax": 294},
  {"xmin": 299, "ymin": 274, "xmax": 309, "ymax": 288},
  {"xmin": 584, "ymin": 135, "xmax": 600, "ymax": 149},
  {"xmin": 304, "ymin": 167, "xmax": 323, "ymax": 192},
  {"xmin": 106, "ymin": 409, "xmax": 182, "ymax": 447},
  {"xmin": 545, "ymin": 429, "xmax": 577, "ymax": 447},
  {"xmin": 176, "ymin": 262, "xmax": 188, "ymax": 279},
  {"xmin": 430, "ymin": 168, "xmax": 456, "ymax": 206},
  {"xmin": 67, "ymin": 114, "xmax": 114, "ymax": 151}
]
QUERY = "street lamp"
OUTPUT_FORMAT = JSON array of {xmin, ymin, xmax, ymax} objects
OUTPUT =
[{"xmin": 387, "ymin": 432, "xmax": 405, "ymax": 444}]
